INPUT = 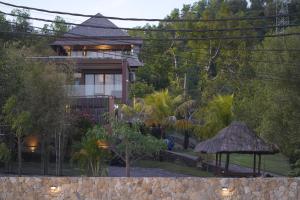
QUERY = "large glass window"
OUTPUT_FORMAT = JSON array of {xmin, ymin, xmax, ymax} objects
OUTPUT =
[
  {"xmin": 84, "ymin": 74, "xmax": 122, "ymax": 97},
  {"xmin": 85, "ymin": 74, "xmax": 95, "ymax": 96}
]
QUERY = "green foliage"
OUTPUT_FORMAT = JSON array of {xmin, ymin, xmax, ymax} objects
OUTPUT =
[
  {"xmin": 197, "ymin": 94, "xmax": 233, "ymax": 139},
  {"xmin": 110, "ymin": 119, "xmax": 167, "ymax": 162},
  {"xmin": 130, "ymin": 82, "xmax": 154, "ymax": 98},
  {"xmin": 0, "ymin": 142, "xmax": 11, "ymax": 163},
  {"xmin": 50, "ymin": 16, "xmax": 71, "ymax": 35},
  {"xmin": 71, "ymin": 126, "xmax": 111, "ymax": 176},
  {"xmin": 2, "ymin": 96, "xmax": 31, "ymax": 137},
  {"xmin": 235, "ymin": 28, "xmax": 300, "ymax": 157},
  {"xmin": 144, "ymin": 90, "xmax": 182, "ymax": 125}
]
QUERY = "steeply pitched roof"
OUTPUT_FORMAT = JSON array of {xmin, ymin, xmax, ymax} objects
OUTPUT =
[
  {"xmin": 65, "ymin": 13, "xmax": 128, "ymax": 37},
  {"xmin": 194, "ymin": 121, "xmax": 279, "ymax": 154},
  {"xmin": 51, "ymin": 13, "xmax": 142, "ymax": 46}
]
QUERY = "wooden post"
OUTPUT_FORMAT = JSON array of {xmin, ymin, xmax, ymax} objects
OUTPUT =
[
  {"xmin": 219, "ymin": 153, "xmax": 222, "ymax": 175},
  {"xmin": 253, "ymin": 153, "xmax": 256, "ymax": 177},
  {"xmin": 258, "ymin": 154, "xmax": 261, "ymax": 175},
  {"xmin": 225, "ymin": 153, "xmax": 230, "ymax": 175},
  {"xmin": 215, "ymin": 153, "xmax": 218, "ymax": 175}
]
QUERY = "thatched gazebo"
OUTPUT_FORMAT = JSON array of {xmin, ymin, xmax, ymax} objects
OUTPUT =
[{"xmin": 194, "ymin": 121, "xmax": 279, "ymax": 176}]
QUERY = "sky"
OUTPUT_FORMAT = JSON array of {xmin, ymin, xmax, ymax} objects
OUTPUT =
[{"xmin": 1, "ymin": 0, "xmax": 199, "ymax": 28}]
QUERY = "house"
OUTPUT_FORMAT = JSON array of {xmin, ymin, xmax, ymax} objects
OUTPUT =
[{"xmin": 44, "ymin": 13, "xmax": 143, "ymax": 123}]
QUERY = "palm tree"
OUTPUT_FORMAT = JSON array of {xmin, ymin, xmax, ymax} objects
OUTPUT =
[
  {"xmin": 175, "ymin": 100, "xmax": 197, "ymax": 149},
  {"xmin": 200, "ymin": 94, "xmax": 234, "ymax": 139}
]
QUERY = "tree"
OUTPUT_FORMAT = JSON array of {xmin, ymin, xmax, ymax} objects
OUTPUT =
[
  {"xmin": 175, "ymin": 100, "xmax": 197, "ymax": 149},
  {"xmin": 144, "ymin": 89, "xmax": 181, "ymax": 126},
  {"xmin": 71, "ymin": 126, "xmax": 111, "ymax": 176},
  {"xmin": 198, "ymin": 94, "xmax": 234, "ymax": 139},
  {"xmin": 50, "ymin": 16, "xmax": 70, "ymax": 35},
  {"xmin": 11, "ymin": 9, "xmax": 31, "ymax": 32},
  {"xmin": 22, "ymin": 62, "xmax": 71, "ymax": 175},
  {"xmin": 235, "ymin": 27, "xmax": 300, "ymax": 159},
  {"xmin": 2, "ymin": 96, "xmax": 31, "ymax": 176},
  {"xmin": 109, "ymin": 119, "xmax": 166, "ymax": 177}
]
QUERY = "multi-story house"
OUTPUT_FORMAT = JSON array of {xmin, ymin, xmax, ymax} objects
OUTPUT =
[{"xmin": 47, "ymin": 13, "xmax": 143, "ymax": 123}]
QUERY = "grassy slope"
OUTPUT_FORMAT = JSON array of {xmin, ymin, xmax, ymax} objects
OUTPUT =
[
  {"xmin": 174, "ymin": 149, "xmax": 291, "ymax": 176},
  {"xmin": 134, "ymin": 160, "xmax": 213, "ymax": 177}
]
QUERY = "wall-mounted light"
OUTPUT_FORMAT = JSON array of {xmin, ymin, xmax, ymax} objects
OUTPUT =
[
  {"xmin": 221, "ymin": 186, "xmax": 231, "ymax": 197},
  {"xmin": 50, "ymin": 186, "xmax": 60, "ymax": 193},
  {"xmin": 221, "ymin": 187, "xmax": 228, "ymax": 191}
]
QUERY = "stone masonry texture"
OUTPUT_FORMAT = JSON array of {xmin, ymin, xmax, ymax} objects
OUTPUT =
[{"xmin": 0, "ymin": 177, "xmax": 299, "ymax": 200}]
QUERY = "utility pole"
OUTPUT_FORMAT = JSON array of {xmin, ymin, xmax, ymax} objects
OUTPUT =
[{"xmin": 276, "ymin": 0, "xmax": 290, "ymax": 34}]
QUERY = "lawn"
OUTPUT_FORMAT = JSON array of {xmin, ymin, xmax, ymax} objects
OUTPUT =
[
  {"xmin": 134, "ymin": 160, "xmax": 213, "ymax": 177},
  {"xmin": 174, "ymin": 149, "xmax": 291, "ymax": 176}
]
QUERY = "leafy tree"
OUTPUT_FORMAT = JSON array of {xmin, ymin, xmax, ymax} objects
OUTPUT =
[
  {"xmin": 2, "ymin": 96, "xmax": 31, "ymax": 176},
  {"xmin": 11, "ymin": 9, "xmax": 31, "ymax": 32},
  {"xmin": 50, "ymin": 16, "xmax": 70, "ymax": 35},
  {"xmin": 109, "ymin": 119, "xmax": 166, "ymax": 177},
  {"xmin": 71, "ymin": 126, "xmax": 111, "ymax": 176}
]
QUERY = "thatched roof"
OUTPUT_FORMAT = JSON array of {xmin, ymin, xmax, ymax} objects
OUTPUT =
[
  {"xmin": 194, "ymin": 121, "xmax": 279, "ymax": 154},
  {"xmin": 51, "ymin": 13, "xmax": 142, "ymax": 46}
]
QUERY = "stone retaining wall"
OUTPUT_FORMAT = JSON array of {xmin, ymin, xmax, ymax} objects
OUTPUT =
[{"xmin": 0, "ymin": 177, "xmax": 299, "ymax": 200}]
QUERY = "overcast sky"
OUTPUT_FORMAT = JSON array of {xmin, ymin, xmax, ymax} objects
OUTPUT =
[{"xmin": 1, "ymin": 0, "xmax": 199, "ymax": 28}]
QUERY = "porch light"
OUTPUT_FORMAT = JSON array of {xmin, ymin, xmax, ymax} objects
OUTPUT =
[{"xmin": 28, "ymin": 146, "xmax": 37, "ymax": 153}]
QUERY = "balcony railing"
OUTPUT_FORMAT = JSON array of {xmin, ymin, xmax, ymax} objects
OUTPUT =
[{"xmin": 66, "ymin": 84, "xmax": 122, "ymax": 98}]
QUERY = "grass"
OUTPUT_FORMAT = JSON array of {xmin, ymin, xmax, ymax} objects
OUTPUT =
[
  {"xmin": 228, "ymin": 153, "xmax": 291, "ymax": 176},
  {"xmin": 174, "ymin": 149, "xmax": 291, "ymax": 176},
  {"xmin": 134, "ymin": 160, "xmax": 213, "ymax": 177}
]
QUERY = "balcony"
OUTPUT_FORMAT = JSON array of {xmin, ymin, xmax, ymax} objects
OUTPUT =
[{"xmin": 66, "ymin": 84, "xmax": 122, "ymax": 98}]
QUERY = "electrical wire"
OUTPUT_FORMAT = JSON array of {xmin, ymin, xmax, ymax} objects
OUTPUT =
[
  {"xmin": 2, "ymin": 11, "xmax": 300, "ymax": 33},
  {"xmin": 0, "ymin": 1, "xmax": 296, "ymax": 23}
]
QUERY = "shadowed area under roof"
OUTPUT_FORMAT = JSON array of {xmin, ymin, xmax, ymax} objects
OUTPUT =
[{"xmin": 194, "ymin": 121, "xmax": 279, "ymax": 154}]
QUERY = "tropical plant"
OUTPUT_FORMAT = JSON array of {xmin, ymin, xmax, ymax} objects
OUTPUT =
[
  {"xmin": 144, "ymin": 89, "xmax": 182, "ymax": 126},
  {"xmin": 198, "ymin": 94, "xmax": 234, "ymax": 139},
  {"xmin": 71, "ymin": 126, "xmax": 111, "ymax": 176},
  {"xmin": 175, "ymin": 100, "xmax": 197, "ymax": 149}
]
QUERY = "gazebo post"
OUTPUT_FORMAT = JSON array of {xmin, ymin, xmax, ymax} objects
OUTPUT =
[
  {"xmin": 225, "ymin": 153, "xmax": 230, "ymax": 175},
  {"xmin": 219, "ymin": 153, "xmax": 222, "ymax": 175},
  {"xmin": 258, "ymin": 154, "xmax": 261, "ymax": 175},
  {"xmin": 215, "ymin": 153, "xmax": 218, "ymax": 175},
  {"xmin": 253, "ymin": 153, "xmax": 256, "ymax": 177}
]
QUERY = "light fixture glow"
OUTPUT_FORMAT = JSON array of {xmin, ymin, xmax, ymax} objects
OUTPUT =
[
  {"xmin": 50, "ymin": 186, "xmax": 60, "ymax": 193},
  {"xmin": 222, "ymin": 187, "xmax": 228, "ymax": 191}
]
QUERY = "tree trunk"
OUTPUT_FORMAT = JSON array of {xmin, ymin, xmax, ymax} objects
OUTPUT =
[
  {"xmin": 17, "ymin": 135, "xmax": 22, "ymax": 176},
  {"xmin": 41, "ymin": 133, "xmax": 49, "ymax": 175},
  {"xmin": 183, "ymin": 131, "xmax": 189, "ymax": 149},
  {"xmin": 125, "ymin": 141, "xmax": 130, "ymax": 177}
]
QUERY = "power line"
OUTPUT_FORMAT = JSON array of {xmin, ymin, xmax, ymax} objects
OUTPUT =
[
  {"xmin": 16, "ymin": 22, "xmax": 300, "ymax": 53},
  {"xmin": 3, "ymin": 11, "xmax": 300, "ymax": 34},
  {"xmin": 2, "ymin": 30, "xmax": 300, "ymax": 42},
  {"xmin": 0, "ymin": 1, "xmax": 296, "ymax": 23}
]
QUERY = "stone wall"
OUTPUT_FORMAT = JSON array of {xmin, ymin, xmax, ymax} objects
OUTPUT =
[{"xmin": 0, "ymin": 177, "xmax": 299, "ymax": 200}]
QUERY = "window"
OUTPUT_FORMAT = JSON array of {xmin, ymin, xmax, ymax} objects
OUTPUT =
[{"xmin": 84, "ymin": 74, "xmax": 122, "ymax": 97}]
